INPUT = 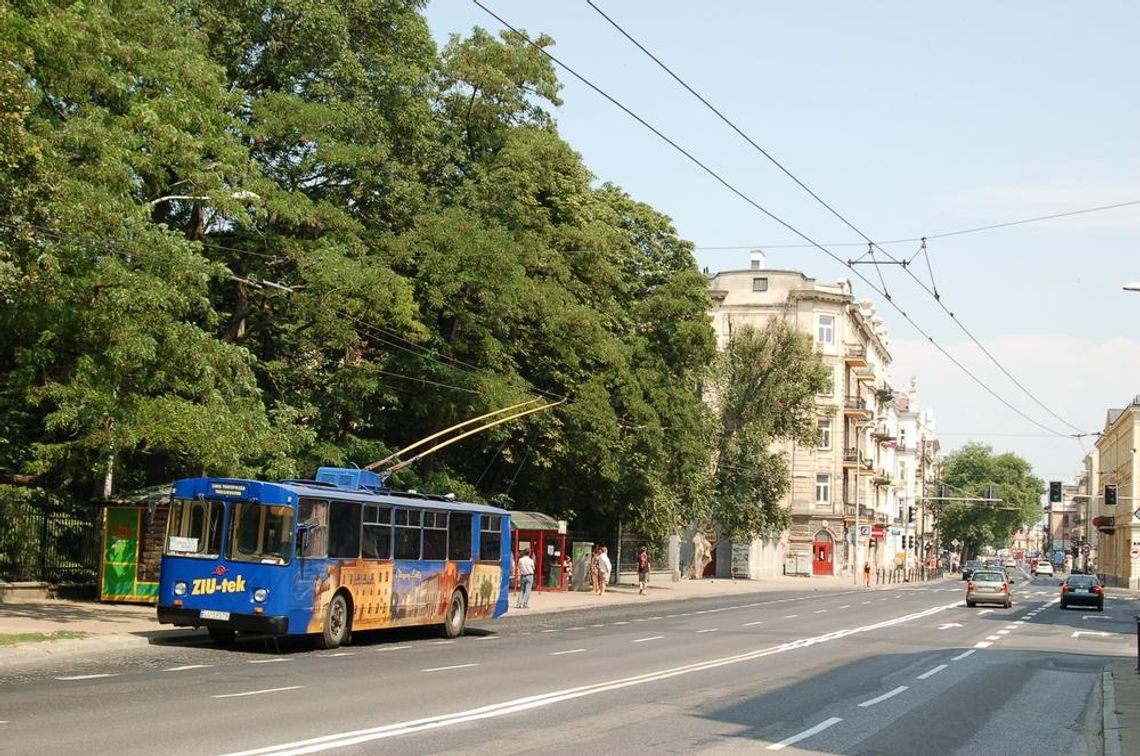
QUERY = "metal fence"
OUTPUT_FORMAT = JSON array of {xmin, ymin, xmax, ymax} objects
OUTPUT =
[{"xmin": 0, "ymin": 494, "xmax": 102, "ymax": 584}]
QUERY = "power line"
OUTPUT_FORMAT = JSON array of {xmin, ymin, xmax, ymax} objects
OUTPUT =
[
  {"xmin": 692, "ymin": 200, "xmax": 1140, "ymax": 250},
  {"xmin": 583, "ymin": 0, "xmax": 1086, "ymax": 436},
  {"xmin": 474, "ymin": 0, "xmax": 1077, "ymax": 441}
]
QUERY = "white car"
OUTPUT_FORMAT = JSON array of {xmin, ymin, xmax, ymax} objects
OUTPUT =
[{"xmin": 1034, "ymin": 561, "xmax": 1054, "ymax": 577}]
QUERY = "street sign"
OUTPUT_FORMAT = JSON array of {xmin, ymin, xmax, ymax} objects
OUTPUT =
[
  {"xmin": 1130, "ymin": 547, "xmax": 1139, "ymax": 559},
  {"xmin": 859, "ymin": 525, "xmax": 871, "ymax": 536}
]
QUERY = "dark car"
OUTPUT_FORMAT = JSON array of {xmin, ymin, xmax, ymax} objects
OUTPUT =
[
  {"xmin": 961, "ymin": 559, "xmax": 983, "ymax": 580},
  {"xmin": 1060, "ymin": 574, "xmax": 1104, "ymax": 611}
]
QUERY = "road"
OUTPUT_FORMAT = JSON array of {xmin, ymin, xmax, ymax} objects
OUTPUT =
[{"xmin": 0, "ymin": 569, "xmax": 1135, "ymax": 755}]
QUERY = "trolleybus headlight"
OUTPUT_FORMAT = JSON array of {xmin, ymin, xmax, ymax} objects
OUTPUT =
[
  {"xmin": 173, "ymin": 581, "xmax": 188, "ymax": 597},
  {"xmin": 253, "ymin": 588, "xmax": 269, "ymax": 603}
]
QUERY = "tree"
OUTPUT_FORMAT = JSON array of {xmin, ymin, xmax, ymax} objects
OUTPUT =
[
  {"xmin": 707, "ymin": 320, "xmax": 831, "ymax": 540},
  {"xmin": 936, "ymin": 443, "xmax": 1044, "ymax": 560}
]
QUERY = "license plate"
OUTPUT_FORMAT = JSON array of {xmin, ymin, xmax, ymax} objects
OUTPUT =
[{"xmin": 200, "ymin": 610, "xmax": 230, "ymax": 621}]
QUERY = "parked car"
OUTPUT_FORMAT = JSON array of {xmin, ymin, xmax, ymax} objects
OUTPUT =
[
  {"xmin": 962, "ymin": 559, "xmax": 983, "ymax": 580},
  {"xmin": 966, "ymin": 569, "xmax": 1013, "ymax": 608},
  {"xmin": 1060, "ymin": 574, "xmax": 1104, "ymax": 611},
  {"xmin": 1003, "ymin": 557, "xmax": 1017, "ymax": 568},
  {"xmin": 1033, "ymin": 561, "xmax": 1054, "ymax": 577}
]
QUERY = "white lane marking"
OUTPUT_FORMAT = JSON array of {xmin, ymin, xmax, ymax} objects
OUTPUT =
[
  {"xmin": 375, "ymin": 645, "xmax": 412, "ymax": 652},
  {"xmin": 566, "ymin": 627, "xmax": 585, "ymax": 631},
  {"xmin": 977, "ymin": 609, "xmax": 994, "ymax": 616},
  {"xmin": 862, "ymin": 601, "xmax": 872, "ymax": 605},
  {"xmin": 880, "ymin": 597, "xmax": 888, "ymax": 601},
  {"xmin": 985, "ymin": 635, "xmax": 1001, "ymax": 641},
  {"xmin": 996, "ymin": 630, "xmax": 1010, "ymax": 635},
  {"xmin": 56, "ymin": 674, "xmax": 117, "ymax": 681},
  {"xmin": 648, "ymin": 616, "xmax": 663, "ymax": 620},
  {"xmin": 839, "ymin": 605, "xmax": 851, "ymax": 609},
  {"xmin": 219, "ymin": 602, "xmax": 960, "ymax": 756},
  {"xmin": 633, "ymin": 635, "xmax": 665, "ymax": 643},
  {"xmin": 858, "ymin": 685, "xmax": 909, "ymax": 707},
  {"xmin": 783, "ymin": 615, "xmax": 799, "ymax": 619},
  {"xmin": 951, "ymin": 650, "xmax": 976, "ymax": 661},
  {"xmin": 325, "ymin": 652, "xmax": 354, "ymax": 657},
  {"xmin": 0, "ymin": 720, "xmax": 7, "ymax": 724},
  {"xmin": 938, "ymin": 623, "xmax": 962, "ymax": 630},
  {"xmin": 541, "ymin": 629, "xmax": 559, "ymax": 634},
  {"xmin": 550, "ymin": 649, "xmax": 585, "ymax": 656},
  {"xmin": 743, "ymin": 621, "xmax": 764, "ymax": 627},
  {"xmin": 1072, "ymin": 631, "xmax": 1114, "ymax": 639},
  {"xmin": 697, "ymin": 629, "xmax": 719, "ymax": 634},
  {"xmin": 213, "ymin": 686, "xmax": 303, "ymax": 699},
  {"xmin": 975, "ymin": 641, "xmax": 992, "ymax": 648},
  {"xmin": 1021, "ymin": 616, "xmax": 1033, "ymax": 621},
  {"xmin": 422, "ymin": 664, "xmax": 478, "ymax": 673},
  {"xmin": 814, "ymin": 610, "xmax": 828, "ymax": 614},
  {"xmin": 1012, "ymin": 621, "xmax": 1024, "ymax": 625},
  {"xmin": 475, "ymin": 636, "xmax": 499, "ymax": 641},
  {"xmin": 249, "ymin": 658, "xmax": 289, "ymax": 664},
  {"xmin": 432, "ymin": 640, "xmax": 456, "ymax": 645},
  {"xmin": 767, "ymin": 717, "xmax": 844, "ymax": 751},
  {"xmin": 613, "ymin": 621, "xmax": 630, "ymax": 625},
  {"xmin": 1005, "ymin": 624, "xmax": 1020, "ymax": 629},
  {"xmin": 1083, "ymin": 615, "xmax": 1110, "ymax": 620},
  {"xmin": 164, "ymin": 664, "xmax": 212, "ymax": 672},
  {"xmin": 589, "ymin": 624, "xmax": 604, "ymax": 628},
  {"xmin": 917, "ymin": 664, "xmax": 948, "ymax": 680}
]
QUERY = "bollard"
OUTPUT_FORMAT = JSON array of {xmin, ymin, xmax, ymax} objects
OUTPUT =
[{"xmin": 1136, "ymin": 615, "xmax": 1139, "ymax": 674}]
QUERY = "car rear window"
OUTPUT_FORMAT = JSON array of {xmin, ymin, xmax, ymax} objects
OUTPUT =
[
  {"xmin": 966, "ymin": 561, "xmax": 982, "ymax": 568},
  {"xmin": 973, "ymin": 572, "xmax": 1004, "ymax": 582},
  {"xmin": 1068, "ymin": 576, "xmax": 1097, "ymax": 588}
]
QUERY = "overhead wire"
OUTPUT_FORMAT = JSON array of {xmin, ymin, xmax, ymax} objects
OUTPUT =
[
  {"xmin": 473, "ymin": 0, "xmax": 1076, "ymax": 440},
  {"xmin": 582, "ymin": 0, "xmax": 1087, "ymax": 436}
]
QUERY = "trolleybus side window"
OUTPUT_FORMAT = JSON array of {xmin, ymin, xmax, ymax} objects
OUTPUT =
[
  {"xmin": 394, "ymin": 508, "xmax": 422, "ymax": 559},
  {"xmin": 165, "ymin": 498, "xmax": 224, "ymax": 557},
  {"xmin": 328, "ymin": 501, "xmax": 362, "ymax": 558},
  {"xmin": 362, "ymin": 505, "xmax": 392, "ymax": 559},
  {"xmin": 479, "ymin": 515, "xmax": 501, "ymax": 561},
  {"xmin": 298, "ymin": 498, "xmax": 329, "ymax": 558},
  {"xmin": 229, "ymin": 503, "xmax": 294, "ymax": 565},
  {"xmin": 448, "ymin": 513, "xmax": 472, "ymax": 560},
  {"xmin": 422, "ymin": 511, "xmax": 448, "ymax": 560}
]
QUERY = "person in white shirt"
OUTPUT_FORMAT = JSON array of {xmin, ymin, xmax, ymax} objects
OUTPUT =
[
  {"xmin": 516, "ymin": 549, "xmax": 536, "ymax": 608},
  {"xmin": 597, "ymin": 546, "xmax": 612, "ymax": 595}
]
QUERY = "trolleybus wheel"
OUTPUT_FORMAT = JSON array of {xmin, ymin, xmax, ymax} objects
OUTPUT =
[
  {"xmin": 320, "ymin": 593, "xmax": 350, "ymax": 649},
  {"xmin": 442, "ymin": 590, "xmax": 467, "ymax": 639},
  {"xmin": 207, "ymin": 627, "xmax": 236, "ymax": 645}
]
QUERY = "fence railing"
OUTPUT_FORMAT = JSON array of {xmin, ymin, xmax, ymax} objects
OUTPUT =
[{"xmin": 0, "ymin": 494, "xmax": 101, "ymax": 584}]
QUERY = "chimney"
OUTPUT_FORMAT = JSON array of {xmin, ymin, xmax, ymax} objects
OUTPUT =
[{"xmin": 750, "ymin": 249, "xmax": 765, "ymax": 270}]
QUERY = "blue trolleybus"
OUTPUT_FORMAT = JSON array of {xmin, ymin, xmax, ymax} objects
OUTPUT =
[{"xmin": 157, "ymin": 467, "xmax": 511, "ymax": 648}]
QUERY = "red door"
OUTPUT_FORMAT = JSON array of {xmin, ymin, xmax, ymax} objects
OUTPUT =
[{"xmin": 813, "ymin": 532, "xmax": 833, "ymax": 575}]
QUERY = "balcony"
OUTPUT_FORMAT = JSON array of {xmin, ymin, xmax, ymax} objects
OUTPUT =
[
  {"xmin": 843, "ymin": 503, "xmax": 876, "ymax": 520},
  {"xmin": 853, "ymin": 364, "xmax": 876, "ymax": 383},
  {"xmin": 872, "ymin": 472, "xmax": 893, "ymax": 487},
  {"xmin": 843, "ymin": 395, "xmax": 873, "ymax": 417},
  {"xmin": 844, "ymin": 343, "xmax": 868, "ymax": 367}
]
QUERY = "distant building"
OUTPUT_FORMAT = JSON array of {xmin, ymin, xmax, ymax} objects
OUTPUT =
[
  {"xmin": 706, "ymin": 252, "xmax": 939, "ymax": 578},
  {"xmin": 1092, "ymin": 397, "xmax": 1140, "ymax": 588}
]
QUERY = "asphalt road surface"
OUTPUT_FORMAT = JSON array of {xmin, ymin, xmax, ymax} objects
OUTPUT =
[{"xmin": 1, "ymin": 568, "xmax": 1135, "ymax": 755}]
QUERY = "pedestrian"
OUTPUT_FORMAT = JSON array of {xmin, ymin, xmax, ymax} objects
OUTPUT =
[
  {"xmin": 516, "ymin": 548, "xmax": 535, "ymax": 609},
  {"xmin": 636, "ymin": 546, "xmax": 651, "ymax": 595},
  {"xmin": 589, "ymin": 546, "xmax": 602, "ymax": 595},
  {"xmin": 598, "ymin": 546, "xmax": 612, "ymax": 595},
  {"xmin": 862, "ymin": 561, "xmax": 871, "ymax": 588}
]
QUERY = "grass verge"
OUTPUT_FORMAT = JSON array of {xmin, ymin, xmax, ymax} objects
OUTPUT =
[{"xmin": 0, "ymin": 631, "xmax": 89, "ymax": 647}]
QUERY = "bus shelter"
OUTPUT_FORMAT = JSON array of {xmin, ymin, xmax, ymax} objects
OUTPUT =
[{"xmin": 511, "ymin": 512, "xmax": 568, "ymax": 591}]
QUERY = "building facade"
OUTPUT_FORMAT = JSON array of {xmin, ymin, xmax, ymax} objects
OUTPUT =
[
  {"xmin": 706, "ymin": 253, "xmax": 936, "ymax": 578},
  {"xmin": 1092, "ymin": 398, "xmax": 1140, "ymax": 588}
]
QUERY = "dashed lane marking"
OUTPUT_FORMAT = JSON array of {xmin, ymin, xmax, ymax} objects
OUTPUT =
[
  {"xmin": 996, "ymin": 630, "xmax": 1010, "ymax": 635},
  {"xmin": 783, "ymin": 615, "xmax": 799, "ymax": 619},
  {"xmin": 633, "ymin": 635, "xmax": 665, "ymax": 643},
  {"xmin": 985, "ymin": 635, "xmax": 1001, "ymax": 641},
  {"xmin": 325, "ymin": 652, "xmax": 354, "ymax": 657},
  {"xmin": 56, "ymin": 674, "xmax": 117, "ymax": 681},
  {"xmin": 550, "ymin": 649, "xmax": 585, "ymax": 656},
  {"xmin": 249, "ymin": 658, "xmax": 289, "ymax": 664},
  {"xmin": 766, "ymin": 717, "xmax": 843, "ymax": 751},
  {"xmin": 743, "ymin": 621, "xmax": 764, "ymax": 627},
  {"xmin": 814, "ymin": 610, "xmax": 828, "ymax": 614},
  {"xmin": 839, "ymin": 605, "xmax": 851, "ymax": 609},
  {"xmin": 374, "ymin": 645, "xmax": 413, "ymax": 651},
  {"xmin": 858, "ymin": 685, "xmax": 909, "ymax": 707},
  {"xmin": 917, "ymin": 664, "xmax": 948, "ymax": 680},
  {"xmin": 951, "ymin": 650, "xmax": 976, "ymax": 661},
  {"xmin": 422, "ymin": 664, "xmax": 478, "ymax": 673},
  {"xmin": 697, "ymin": 629, "xmax": 719, "ymax": 634},
  {"xmin": 164, "ymin": 665, "xmax": 212, "ymax": 672},
  {"xmin": 213, "ymin": 686, "xmax": 303, "ymax": 699},
  {"xmin": 975, "ymin": 641, "xmax": 993, "ymax": 648}
]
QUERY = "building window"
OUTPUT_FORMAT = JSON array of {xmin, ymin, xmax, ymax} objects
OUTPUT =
[
  {"xmin": 817, "ymin": 420, "xmax": 832, "ymax": 450},
  {"xmin": 815, "ymin": 474, "xmax": 831, "ymax": 507},
  {"xmin": 752, "ymin": 277, "xmax": 768, "ymax": 292},
  {"xmin": 817, "ymin": 315, "xmax": 835, "ymax": 344},
  {"xmin": 899, "ymin": 428, "xmax": 907, "ymax": 448}
]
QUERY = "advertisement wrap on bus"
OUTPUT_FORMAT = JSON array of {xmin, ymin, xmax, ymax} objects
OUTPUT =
[{"xmin": 157, "ymin": 468, "xmax": 511, "ymax": 648}]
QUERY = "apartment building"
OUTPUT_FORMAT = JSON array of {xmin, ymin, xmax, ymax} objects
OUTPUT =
[
  {"xmin": 1091, "ymin": 398, "xmax": 1140, "ymax": 588},
  {"xmin": 896, "ymin": 384, "xmax": 941, "ymax": 566},
  {"xmin": 707, "ymin": 252, "xmax": 925, "ymax": 577}
]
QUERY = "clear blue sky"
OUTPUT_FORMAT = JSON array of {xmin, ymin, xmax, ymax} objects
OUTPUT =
[{"xmin": 425, "ymin": 1, "xmax": 1140, "ymax": 486}]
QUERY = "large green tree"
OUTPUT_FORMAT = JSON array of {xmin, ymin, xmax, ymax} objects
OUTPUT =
[
  {"xmin": 936, "ymin": 443, "xmax": 1044, "ymax": 559},
  {"xmin": 707, "ymin": 319, "xmax": 831, "ymax": 540}
]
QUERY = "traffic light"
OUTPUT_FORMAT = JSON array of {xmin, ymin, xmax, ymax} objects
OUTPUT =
[
  {"xmin": 907, "ymin": 506, "xmax": 915, "ymax": 523},
  {"xmin": 1093, "ymin": 515, "xmax": 1116, "ymax": 536},
  {"xmin": 939, "ymin": 484, "xmax": 950, "ymax": 502},
  {"xmin": 1049, "ymin": 481, "xmax": 1062, "ymax": 503},
  {"xmin": 1105, "ymin": 484, "xmax": 1118, "ymax": 507}
]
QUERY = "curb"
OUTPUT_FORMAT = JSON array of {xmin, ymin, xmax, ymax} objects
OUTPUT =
[
  {"xmin": 1105, "ymin": 669, "xmax": 1121, "ymax": 756},
  {"xmin": 0, "ymin": 633, "xmax": 151, "ymax": 668}
]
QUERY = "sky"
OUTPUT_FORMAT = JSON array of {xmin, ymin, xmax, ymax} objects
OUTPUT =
[{"xmin": 424, "ymin": 1, "xmax": 1140, "ymax": 486}]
